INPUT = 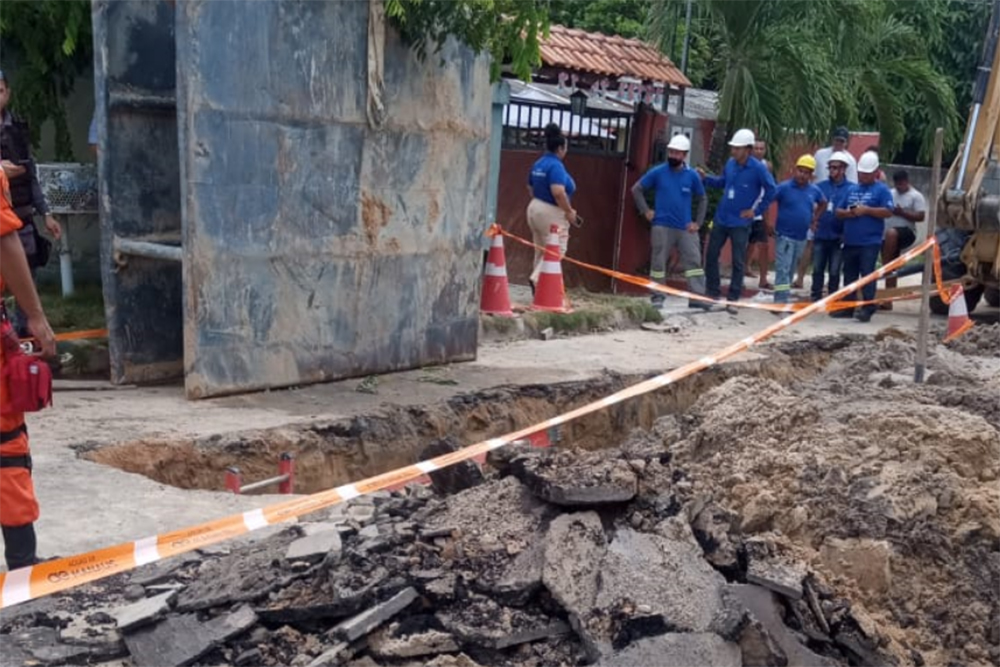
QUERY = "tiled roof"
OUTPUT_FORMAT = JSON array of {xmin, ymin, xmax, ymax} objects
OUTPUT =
[{"xmin": 540, "ymin": 25, "xmax": 691, "ymax": 88}]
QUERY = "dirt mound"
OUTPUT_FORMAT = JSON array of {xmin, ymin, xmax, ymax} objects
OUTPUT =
[
  {"xmin": 947, "ymin": 323, "xmax": 1000, "ymax": 358},
  {"xmin": 670, "ymin": 338, "xmax": 1000, "ymax": 667}
]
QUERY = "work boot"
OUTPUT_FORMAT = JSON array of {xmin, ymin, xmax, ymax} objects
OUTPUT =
[
  {"xmin": 2, "ymin": 523, "xmax": 39, "ymax": 570},
  {"xmin": 855, "ymin": 309, "xmax": 875, "ymax": 323},
  {"xmin": 830, "ymin": 309, "xmax": 855, "ymax": 319}
]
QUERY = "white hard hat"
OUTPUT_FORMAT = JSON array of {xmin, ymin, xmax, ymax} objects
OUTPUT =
[
  {"xmin": 857, "ymin": 151, "xmax": 879, "ymax": 174},
  {"xmin": 667, "ymin": 134, "xmax": 691, "ymax": 152},
  {"xmin": 828, "ymin": 151, "xmax": 851, "ymax": 165},
  {"xmin": 728, "ymin": 128, "xmax": 755, "ymax": 147}
]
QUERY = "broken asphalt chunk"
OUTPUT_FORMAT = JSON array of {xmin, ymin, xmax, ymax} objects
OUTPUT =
[
  {"xmin": 745, "ymin": 536, "xmax": 806, "ymax": 601},
  {"xmin": 513, "ymin": 450, "xmax": 637, "ymax": 507},
  {"xmin": 113, "ymin": 589, "xmax": 178, "ymax": 633},
  {"xmin": 123, "ymin": 605, "xmax": 257, "ymax": 667},
  {"xmin": 285, "ymin": 530, "xmax": 343, "ymax": 564},
  {"xmin": 330, "ymin": 587, "xmax": 419, "ymax": 643},
  {"xmin": 596, "ymin": 632, "xmax": 741, "ymax": 667}
]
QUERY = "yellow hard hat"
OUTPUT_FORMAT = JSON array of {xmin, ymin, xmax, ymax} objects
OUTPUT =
[{"xmin": 796, "ymin": 154, "xmax": 817, "ymax": 171}]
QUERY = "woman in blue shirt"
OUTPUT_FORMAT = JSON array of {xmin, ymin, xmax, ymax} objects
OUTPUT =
[{"xmin": 526, "ymin": 123, "xmax": 577, "ymax": 288}]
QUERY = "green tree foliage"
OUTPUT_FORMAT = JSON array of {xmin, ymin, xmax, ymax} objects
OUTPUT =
[
  {"xmin": 547, "ymin": 0, "xmax": 649, "ymax": 39},
  {"xmin": 0, "ymin": 0, "xmax": 92, "ymax": 159},
  {"xmin": 649, "ymin": 0, "xmax": 972, "ymax": 167},
  {"xmin": 385, "ymin": 0, "xmax": 550, "ymax": 81}
]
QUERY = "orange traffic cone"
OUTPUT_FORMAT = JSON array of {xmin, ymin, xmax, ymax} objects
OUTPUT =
[
  {"xmin": 481, "ymin": 232, "xmax": 514, "ymax": 317},
  {"xmin": 532, "ymin": 225, "xmax": 570, "ymax": 313},
  {"xmin": 943, "ymin": 284, "xmax": 974, "ymax": 342}
]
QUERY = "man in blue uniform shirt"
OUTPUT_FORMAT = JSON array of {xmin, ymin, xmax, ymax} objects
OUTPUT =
[
  {"xmin": 833, "ymin": 152, "xmax": 893, "ymax": 322},
  {"xmin": 812, "ymin": 151, "xmax": 854, "ymax": 301},
  {"xmin": 630, "ymin": 134, "xmax": 711, "ymax": 311},
  {"xmin": 699, "ymin": 128, "xmax": 776, "ymax": 313},
  {"xmin": 771, "ymin": 155, "xmax": 825, "ymax": 304}
]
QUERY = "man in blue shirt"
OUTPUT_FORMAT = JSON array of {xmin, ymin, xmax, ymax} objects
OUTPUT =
[
  {"xmin": 832, "ymin": 152, "xmax": 893, "ymax": 322},
  {"xmin": 812, "ymin": 151, "xmax": 853, "ymax": 301},
  {"xmin": 771, "ymin": 155, "xmax": 825, "ymax": 304},
  {"xmin": 698, "ymin": 129, "xmax": 776, "ymax": 312},
  {"xmin": 631, "ymin": 134, "xmax": 710, "ymax": 311}
]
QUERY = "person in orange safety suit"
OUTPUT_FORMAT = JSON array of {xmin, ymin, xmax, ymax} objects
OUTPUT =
[{"xmin": 1, "ymin": 165, "xmax": 55, "ymax": 570}]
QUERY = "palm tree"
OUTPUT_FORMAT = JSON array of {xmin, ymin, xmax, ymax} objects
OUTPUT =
[{"xmin": 647, "ymin": 0, "xmax": 959, "ymax": 169}]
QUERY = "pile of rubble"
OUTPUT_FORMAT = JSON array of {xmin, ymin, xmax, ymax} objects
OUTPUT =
[{"xmin": 2, "ymin": 335, "xmax": 996, "ymax": 667}]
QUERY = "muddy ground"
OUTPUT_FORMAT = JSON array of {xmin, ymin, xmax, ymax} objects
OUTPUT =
[{"xmin": 2, "ymin": 329, "xmax": 997, "ymax": 667}]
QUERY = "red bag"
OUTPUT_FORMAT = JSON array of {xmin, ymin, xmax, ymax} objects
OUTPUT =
[{"xmin": 1, "ymin": 320, "xmax": 53, "ymax": 413}]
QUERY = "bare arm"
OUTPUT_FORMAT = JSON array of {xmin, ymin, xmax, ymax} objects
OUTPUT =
[
  {"xmin": 694, "ymin": 193, "xmax": 708, "ymax": 227},
  {"xmin": 631, "ymin": 182, "xmax": 651, "ymax": 217},
  {"xmin": 0, "ymin": 232, "xmax": 55, "ymax": 356},
  {"xmin": 1, "ymin": 160, "xmax": 26, "ymax": 178},
  {"xmin": 549, "ymin": 184, "xmax": 576, "ymax": 222}
]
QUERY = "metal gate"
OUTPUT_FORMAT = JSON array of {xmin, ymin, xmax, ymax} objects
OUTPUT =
[{"xmin": 95, "ymin": 0, "xmax": 491, "ymax": 398}]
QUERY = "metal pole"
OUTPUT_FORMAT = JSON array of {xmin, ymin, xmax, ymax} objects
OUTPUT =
[
  {"xmin": 915, "ymin": 127, "xmax": 944, "ymax": 384},
  {"xmin": 678, "ymin": 0, "xmax": 693, "ymax": 117}
]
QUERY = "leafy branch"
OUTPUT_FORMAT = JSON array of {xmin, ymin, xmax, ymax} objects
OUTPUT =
[
  {"xmin": 0, "ymin": 0, "xmax": 93, "ymax": 159},
  {"xmin": 385, "ymin": 0, "xmax": 550, "ymax": 81}
]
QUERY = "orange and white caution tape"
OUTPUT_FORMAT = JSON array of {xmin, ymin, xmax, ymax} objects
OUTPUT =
[
  {"xmin": 0, "ymin": 238, "xmax": 936, "ymax": 609},
  {"xmin": 489, "ymin": 225, "xmax": 948, "ymax": 313}
]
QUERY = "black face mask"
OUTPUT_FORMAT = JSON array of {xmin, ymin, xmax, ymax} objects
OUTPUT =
[{"xmin": 667, "ymin": 157, "xmax": 683, "ymax": 168}]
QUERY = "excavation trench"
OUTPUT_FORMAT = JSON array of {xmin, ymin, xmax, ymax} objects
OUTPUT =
[{"xmin": 80, "ymin": 338, "xmax": 851, "ymax": 495}]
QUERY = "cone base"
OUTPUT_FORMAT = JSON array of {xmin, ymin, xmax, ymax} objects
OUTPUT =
[
  {"xmin": 481, "ymin": 309, "xmax": 515, "ymax": 318},
  {"xmin": 943, "ymin": 319, "xmax": 974, "ymax": 343},
  {"xmin": 530, "ymin": 304, "xmax": 572, "ymax": 314}
]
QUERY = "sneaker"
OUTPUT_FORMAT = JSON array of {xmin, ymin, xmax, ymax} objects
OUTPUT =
[
  {"xmin": 688, "ymin": 301, "xmax": 713, "ymax": 311},
  {"xmin": 829, "ymin": 309, "xmax": 854, "ymax": 319},
  {"xmin": 725, "ymin": 304, "xmax": 739, "ymax": 315},
  {"xmin": 855, "ymin": 310, "xmax": 874, "ymax": 323}
]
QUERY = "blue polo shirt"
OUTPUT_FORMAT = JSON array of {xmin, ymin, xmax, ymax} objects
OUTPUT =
[
  {"xmin": 773, "ymin": 179, "xmax": 825, "ymax": 241},
  {"xmin": 815, "ymin": 178, "xmax": 853, "ymax": 241},
  {"xmin": 638, "ymin": 163, "xmax": 705, "ymax": 230},
  {"xmin": 529, "ymin": 153, "xmax": 576, "ymax": 206},
  {"xmin": 703, "ymin": 156, "xmax": 776, "ymax": 228},
  {"xmin": 843, "ymin": 181, "xmax": 894, "ymax": 247}
]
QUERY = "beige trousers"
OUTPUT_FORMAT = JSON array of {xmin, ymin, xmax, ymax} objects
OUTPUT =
[{"xmin": 527, "ymin": 199, "xmax": 570, "ymax": 284}]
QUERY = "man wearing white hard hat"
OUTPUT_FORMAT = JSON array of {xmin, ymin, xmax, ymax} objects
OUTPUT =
[
  {"xmin": 812, "ymin": 151, "xmax": 854, "ymax": 301},
  {"xmin": 698, "ymin": 128, "xmax": 776, "ymax": 312},
  {"xmin": 833, "ymin": 151, "xmax": 894, "ymax": 322},
  {"xmin": 631, "ymin": 133, "xmax": 711, "ymax": 311}
]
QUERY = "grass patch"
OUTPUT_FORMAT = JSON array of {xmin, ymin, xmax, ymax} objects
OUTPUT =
[{"xmin": 37, "ymin": 283, "xmax": 106, "ymax": 332}]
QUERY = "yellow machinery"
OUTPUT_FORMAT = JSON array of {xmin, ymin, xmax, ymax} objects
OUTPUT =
[{"xmin": 936, "ymin": 0, "xmax": 1000, "ymax": 313}]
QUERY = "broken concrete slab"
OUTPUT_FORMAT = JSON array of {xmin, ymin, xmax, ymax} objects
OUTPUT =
[
  {"xmin": 596, "ymin": 632, "xmax": 741, "ymax": 667},
  {"xmin": 286, "ymin": 530, "xmax": 343, "ymax": 564},
  {"xmin": 113, "ymin": 590, "xmax": 178, "ymax": 633},
  {"xmin": 486, "ymin": 539, "xmax": 544, "ymax": 606},
  {"xmin": 300, "ymin": 521, "xmax": 354, "ymax": 538},
  {"xmin": 726, "ymin": 584, "xmax": 840, "ymax": 667},
  {"xmin": 176, "ymin": 536, "xmax": 295, "ymax": 611},
  {"xmin": 369, "ymin": 625, "xmax": 459, "ymax": 659},
  {"xmin": 130, "ymin": 557, "xmax": 196, "ymax": 587},
  {"xmin": 258, "ymin": 566, "xmax": 391, "ymax": 624},
  {"xmin": 512, "ymin": 451, "xmax": 637, "ymax": 507},
  {"xmin": 124, "ymin": 606, "xmax": 257, "ymax": 667},
  {"xmin": 542, "ymin": 511, "xmax": 607, "ymax": 660},
  {"xmin": 437, "ymin": 596, "xmax": 570, "ymax": 650},
  {"xmin": 596, "ymin": 521, "xmax": 726, "ymax": 634},
  {"xmin": 745, "ymin": 537, "xmax": 806, "ymax": 601},
  {"xmin": 542, "ymin": 511, "xmax": 606, "ymax": 615},
  {"xmin": 307, "ymin": 642, "xmax": 351, "ymax": 667},
  {"xmin": 331, "ymin": 587, "xmax": 419, "ymax": 643},
  {"xmin": 124, "ymin": 614, "xmax": 219, "ymax": 667},
  {"xmin": 7, "ymin": 626, "xmax": 127, "ymax": 665}
]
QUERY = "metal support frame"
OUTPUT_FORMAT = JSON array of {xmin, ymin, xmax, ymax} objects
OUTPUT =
[
  {"xmin": 224, "ymin": 453, "xmax": 296, "ymax": 495},
  {"xmin": 113, "ymin": 236, "xmax": 183, "ymax": 263}
]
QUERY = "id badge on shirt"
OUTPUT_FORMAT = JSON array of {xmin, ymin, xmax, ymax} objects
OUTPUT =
[{"xmin": 727, "ymin": 188, "xmax": 735, "ymax": 200}]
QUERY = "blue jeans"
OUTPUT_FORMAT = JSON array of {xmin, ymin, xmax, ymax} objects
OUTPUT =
[
  {"xmin": 706, "ymin": 224, "xmax": 750, "ymax": 302},
  {"xmin": 773, "ymin": 235, "xmax": 807, "ymax": 303},
  {"xmin": 811, "ymin": 239, "xmax": 842, "ymax": 301},
  {"xmin": 841, "ymin": 244, "xmax": 881, "ymax": 316}
]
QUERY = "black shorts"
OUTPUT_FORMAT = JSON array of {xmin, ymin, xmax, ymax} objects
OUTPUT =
[
  {"xmin": 749, "ymin": 218, "xmax": 767, "ymax": 244},
  {"xmin": 888, "ymin": 226, "xmax": 916, "ymax": 250}
]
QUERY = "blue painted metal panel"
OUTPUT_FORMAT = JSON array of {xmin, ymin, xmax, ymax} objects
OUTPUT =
[
  {"xmin": 176, "ymin": 0, "xmax": 491, "ymax": 398},
  {"xmin": 93, "ymin": 0, "xmax": 184, "ymax": 383}
]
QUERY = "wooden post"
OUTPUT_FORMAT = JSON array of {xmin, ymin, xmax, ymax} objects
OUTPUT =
[{"xmin": 915, "ymin": 128, "xmax": 945, "ymax": 383}]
